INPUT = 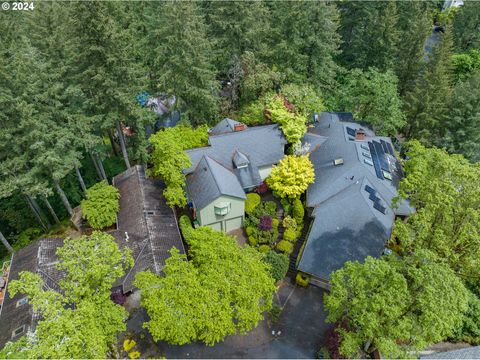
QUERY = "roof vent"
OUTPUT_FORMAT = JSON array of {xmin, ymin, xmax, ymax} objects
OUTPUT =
[
  {"xmin": 333, "ymin": 158, "xmax": 344, "ymax": 166},
  {"xmin": 355, "ymin": 128, "xmax": 366, "ymax": 141}
]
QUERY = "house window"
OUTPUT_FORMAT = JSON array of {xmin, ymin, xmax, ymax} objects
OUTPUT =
[
  {"xmin": 214, "ymin": 202, "xmax": 231, "ymax": 216},
  {"xmin": 12, "ymin": 325, "xmax": 25, "ymax": 338},
  {"xmin": 16, "ymin": 297, "xmax": 28, "ymax": 307}
]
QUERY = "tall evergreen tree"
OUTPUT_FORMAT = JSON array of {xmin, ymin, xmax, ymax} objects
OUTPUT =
[
  {"xmin": 395, "ymin": 1, "xmax": 435, "ymax": 95},
  {"xmin": 146, "ymin": 2, "xmax": 219, "ymax": 124},
  {"xmin": 452, "ymin": 1, "xmax": 480, "ymax": 52},
  {"xmin": 269, "ymin": 1, "xmax": 341, "ymax": 90},
  {"xmin": 204, "ymin": 1, "xmax": 271, "ymax": 74},
  {"xmin": 443, "ymin": 73, "xmax": 480, "ymax": 162},
  {"xmin": 404, "ymin": 27, "xmax": 454, "ymax": 144},
  {"xmin": 338, "ymin": 2, "xmax": 400, "ymax": 72}
]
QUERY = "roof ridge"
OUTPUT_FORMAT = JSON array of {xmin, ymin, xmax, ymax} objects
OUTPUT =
[
  {"xmin": 208, "ymin": 123, "xmax": 279, "ymax": 139},
  {"xmin": 203, "ymin": 155, "xmax": 223, "ymax": 196}
]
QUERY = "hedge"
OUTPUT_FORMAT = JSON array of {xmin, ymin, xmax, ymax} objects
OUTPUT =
[
  {"xmin": 292, "ymin": 198, "xmax": 304, "ymax": 224},
  {"xmin": 263, "ymin": 251, "xmax": 289, "ymax": 282},
  {"xmin": 245, "ymin": 193, "xmax": 261, "ymax": 215},
  {"xmin": 179, "ymin": 215, "xmax": 194, "ymax": 244}
]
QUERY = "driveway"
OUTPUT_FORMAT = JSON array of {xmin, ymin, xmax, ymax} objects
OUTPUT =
[{"xmin": 124, "ymin": 281, "xmax": 330, "ymax": 359}]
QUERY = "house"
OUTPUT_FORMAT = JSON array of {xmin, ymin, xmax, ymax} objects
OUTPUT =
[
  {"xmin": 0, "ymin": 238, "xmax": 64, "ymax": 350},
  {"xmin": 297, "ymin": 112, "xmax": 414, "ymax": 289},
  {"xmin": 184, "ymin": 120, "xmax": 287, "ymax": 231},
  {"xmin": 0, "ymin": 165, "xmax": 185, "ymax": 350}
]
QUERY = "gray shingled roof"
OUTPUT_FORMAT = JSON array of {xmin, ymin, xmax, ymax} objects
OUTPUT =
[
  {"xmin": 298, "ymin": 112, "xmax": 413, "ymax": 281},
  {"xmin": 209, "ymin": 118, "xmax": 245, "ymax": 136},
  {"xmin": 298, "ymin": 179, "xmax": 393, "ymax": 280},
  {"xmin": 112, "ymin": 165, "xmax": 186, "ymax": 293},
  {"xmin": 186, "ymin": 156, "xmax": 246, "ymax": 210},
  {"xmin": 185, "ymin": 123, "xmax": 286, "ymax": 175},
  {"xmin": 0, "ymin": 238, "xmax": 64, "ymax": 350},
  {"xmin": 421, "ymin": 346, "xmax": 480, "ymax": 359}
]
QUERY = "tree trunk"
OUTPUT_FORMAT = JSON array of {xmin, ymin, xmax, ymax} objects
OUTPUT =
[
  {"xmin": 96, "ymin": 154, "xmax": 108, "ymax": 182},
  {"xmin": 30, "ymin": 196, "xmax": 51, "ymax": 228},
  {"xmin": 0, "ymin": 230, "xmax": 13, "ymax": 253},
  {"xmin": 25, "ymin": 195, "xmax": 48, "ymax": 230},
  {"xmin": 115, "ymin": 121, "xmax": 131, "ymax": 169},
  {"xmin": 52, "ymin": 178, "xmax": 73, "ymax": 217},
  {"xmin": 90, "ymin": 152, "xmax": 103, "ymax": 180},
  {"xmin": 43, "ymin": 196, "xmax": 60, "ymax": 224},
  {"xmin": 75, "ymin": 165, "xmax": 87, "ymax": 193},
  {"xmin": 108, "ymin": 128, "xmax": 119, "ymax": 156}
]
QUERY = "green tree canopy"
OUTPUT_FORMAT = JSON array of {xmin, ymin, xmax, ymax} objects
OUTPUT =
[
  {"xmin": 81, "ymin": 181, "xmax": 120, "ymax": 230},
  {"xmin": 325, "ymin": 252, "xmax": 469, "ymax": 358},
  {"xmin": 135, "ymin": 227, "xmax": 275, "ymax": 346},
  {"xmin": 267, "ymin": 155, "xmax": 315, "ymax": 199},
  {"xmin": 266, "ymin": 97, "xmax": 308, "ymax": 145},
  {"xmin": 335, "ymin": 68, "xmax": 406, "ymax": 135},
  {"xmin": 149, "ymin": 125, "xmax": 208, "ymax": 207},
  {"xmin": 452, "ymin": 1, "xmax": 480, "ymax": 52},
  {"xmin": 0, "ymin": 232, "xmax": 133, "ymax": 358},
  {"xmin": 391, "ymin": 141, "xmax": 480, "ymax": 291},
  {"xmin": 452, "ymin": 50, "xmax": 480, "ymax": 82}
]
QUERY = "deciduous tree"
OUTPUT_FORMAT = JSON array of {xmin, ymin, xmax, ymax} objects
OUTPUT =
[
  {"xmin": 81, "ymin": 181, "xmax": 120, "ymax": 230},
  {"xmin": 267, "ymin": 155, "xmax": 315, "ymax": 199},
  {"xmin": 135, "ymin": 227, "xmax": 275, "ymax": 346}
]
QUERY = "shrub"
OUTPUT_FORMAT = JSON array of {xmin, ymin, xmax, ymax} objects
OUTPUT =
[
  {"xmin": 272, "ymin": 218, "xmax": 279, "ymax": 229},
  {"xmin": 14, "ymin": 228, "xmax": 42, "ymax": 250},
  {"xmin": 259, "ymin": 215, "xmax": 273, "ymax": 231},
  {"xmin": 277, "ymin": 240, "xmax": 293, "ymax": 254},
  {"xmin": 292, "ymin": 198, "xmax": 304, "ymax": 224},
  {"xmin": 256, "ymin": 182, "xmax": 268, "ymax": 194},
  {"xmin": 283, "ymin": 228, "xmax": 297, "ymax": 242},
  {"xmin": 263, "ymin": 251, "xmax": 289, "ymax": 281},
  {"xmin": 258, "ymin": 245, "xmax": 271, "ymax": 253},
  {"xmin": 281, "ymin": 198, "xmax": 291, "ymax": 215},
  {"xmin": 295, "ymin": 272, "xmax": 310, "ymax": 287},
  {"xmin": 245, "ymin": 226, "xmax": 255, "ymax": 236},
  {"xmin": 81, "ymin": 180, "xmax": 120, "ymax": 229},
  {"xmin": 282, "ymin": 216, "xmax": 297, "ymax": 230},
  {"xmin": 245, "ymin": 193, "xmax": 261, "ymax": 215},
  {"xmin": 179, "ymin": 215, "xmax": 194, "ymax": 244},
  {"xmin": 452, "ymin": 291, "xmax": 480, "ymax": 344},
  {"xmin": 268, "ymin": 304, "xmax": 283, "ymax": 323},
  {"xmin": 325, "ymin": 324, "xmax": 345, "ymax": 359},
  {"xmin": 264, "ymin": 201, "xmax": 277, "ymax": 216},
  {"xmin": 248, "ymin": 236, "xmax": 258, "ymax": 247},
  {"xmin": 257, "ymin": 229, "xmax": 278, "ymax": 245}
]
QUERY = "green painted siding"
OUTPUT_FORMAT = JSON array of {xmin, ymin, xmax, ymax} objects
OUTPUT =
[{"xmin": 197, "ymin": 195, "xmax": 245, "ymax": 232}]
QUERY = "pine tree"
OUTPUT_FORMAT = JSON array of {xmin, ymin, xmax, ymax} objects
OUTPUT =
[
  {"xmin": 269, "ymin": 1, "xmax": 341, "ymax": 90},
  {"xmin": 338, "ymin": 1, "xmax": 400, "ymax": 72},
  {"xmin": 395, "ymin": 1, "xmax": 435, "ymax": 95},
  {"xmin": 452, "ymin": 1, "xmax": 480, "ymax": 52},
  {"xmin": 204, "ymin": 1, "xmax": 271, "ymax": 74},
  {"xmin": 404, "ymin": 27, "xmax": 454, "ymax": 144},
  {"xmin": 146, "ymin": 2, "xmax": 219, "ymax": 125}
]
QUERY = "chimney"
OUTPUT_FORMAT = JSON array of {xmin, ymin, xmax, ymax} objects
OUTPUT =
[
  {"xmin": 234, "ymin": 123, "xmax": 247, "ymax": 132},
  {"xmin": 355, "ymin": 128, "xmax": 366, "ymax": 141}
]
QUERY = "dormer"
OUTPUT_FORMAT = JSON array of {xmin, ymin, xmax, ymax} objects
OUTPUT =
[{"xmin": 233, "ymin": 150, "xmax": 249, "ymax": 169}]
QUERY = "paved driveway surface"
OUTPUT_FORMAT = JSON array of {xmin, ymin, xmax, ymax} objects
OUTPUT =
[{"xmin": 125, "ymin": 281, "xmax": 330, "ymax": 359}]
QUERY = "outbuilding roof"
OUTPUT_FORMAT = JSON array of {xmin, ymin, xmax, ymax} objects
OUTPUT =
[
  {"xmin": 0, "ymin": 238, "xmax": 64, "ymax": 350},
  {"xmin": 112, "ymin": 165, "xmax": 186, "ymax": 293},
  {"xmin": 209, "ymin": 118, "xmax": 246, "ymax": 136},
  {"xmin": 186, "ymin": 156, "xmax": 246, "ymax": 210}
]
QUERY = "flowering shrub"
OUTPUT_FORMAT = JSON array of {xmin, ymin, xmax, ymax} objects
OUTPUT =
[
  {"xmin": 259, "ymin": 215, "xmax": 273, "ymax": 231},
  {"xmin": 256, "ymin": 182, "xmax": 268, "ymax": 194}
]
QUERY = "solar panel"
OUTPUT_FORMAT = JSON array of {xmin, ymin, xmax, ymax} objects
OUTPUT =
[
  {"xmin": 380, "ymin": 140, "xmax": 389, "ymax": 154},
  {"xmin": 369, "ymin": 193, "xmax": 379, "ymax": 202},
  {"xmin": 373, "ymin": 202, "xmax": 387, "ymax": 214},
  {"xmin": 368, "ymin": 142, "xmax": 384, "ymax": 180},
  {"xmin": 385, "ymin": 141, "xmax": 395, "ymax": 155},
  {"xmin": 372, "ymin": 140, "xmax": 390, "ymax": 171},
  {"xmin": 365, "ymin": 185, "xmax": 376, "ymax": 194},
  {"xmin": 346, "ymin": 127, "xmax": 356, "ymax": 137}
]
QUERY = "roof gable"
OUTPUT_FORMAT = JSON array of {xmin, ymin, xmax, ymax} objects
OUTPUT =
[
  {"xmin": 209, "ymin": 118, "xmax": 245, "ymax": 136},
  {"xmin": 186, "ymin": 156, "xmax": 246, "ymax": 210}
]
